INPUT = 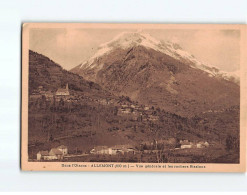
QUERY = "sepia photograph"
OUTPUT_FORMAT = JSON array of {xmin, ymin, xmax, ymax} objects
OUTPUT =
[
  {"xmin": 2, "ymin": 0, "xmax": 247, "ymax": 192},
  {"xmin": 21, "ymin": 23, "xmax": 246, "ymax": 172}
]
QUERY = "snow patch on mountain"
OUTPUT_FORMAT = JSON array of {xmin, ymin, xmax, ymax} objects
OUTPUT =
[{"xmin": 79, "ymin": 31, "xmax": 239, "ymax": 84}]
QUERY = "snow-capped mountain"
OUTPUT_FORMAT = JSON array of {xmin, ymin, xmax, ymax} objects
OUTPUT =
[
  {"xmin": 78, "ymin": 31, "xmax": 239, "ymax": 84},
  {"xmin": 71, "ymin": 31, "xmax": 240, "ymax": 116}
]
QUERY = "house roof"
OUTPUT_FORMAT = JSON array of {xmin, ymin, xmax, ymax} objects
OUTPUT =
[
  {"xmin": 57, "ymin": 145, "xmax": 67, "ymax": 149},
  {"xmin": 38, "ymin": 151, "xmax": 49, "ymax": 156},
  {"xmin": 49, "ymin": 148, "xmax": 63, "ymax": 155}
]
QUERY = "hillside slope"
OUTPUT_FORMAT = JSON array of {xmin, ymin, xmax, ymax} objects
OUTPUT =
[
  {"xmin": 28, "ymin": 50, "xmax": 239, "ymax": 163},
  {"xmin": 29, "ymin": 50, "xmax": 104, "ymax": 95}
]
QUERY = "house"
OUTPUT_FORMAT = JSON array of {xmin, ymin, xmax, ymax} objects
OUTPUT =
[
  {"xmin": 91, "ymin": 145, "xmax": 136, "ymax": 155},
  {"xmin": 144, "ymin": 106, "xmax": 149, "ymax": 110},
  {"xmin": 44, "ymin": 91, "xmax": 54, "ymax": 99},
  {"xmin": 56, "ymin": 83, "xmax": 70, "ymax": 96},
  {"xmin": 111, "ymin": 146, "xmax": 123, "ymax": 155},
  {"xmin": 48, "ymin": 148, "xmax": 63, "ymax": 160},
  {"xmin": 126, "ymin": 146, "xmax": 136, "ymax": 154},
  {"xmin": 204, "ymin": 141, "xmax": 209, "ymax": 147},
  {"xmin": 57, "ymin": 145, "xmax": 68, "ymax": 155},
  {"xmin": 37, "ymin": 145, "xmax": 68, "ymax": 161},
  {"xmin": 121, "ymin": 104, "xmax": 129, "ymax": 108},
  {"xmin": 196, "ymin": 141, "xmax": 209, "ymax": 148},
  {"xmin": 38, "ymin": 86, "xmax": 43, "ymax": 91},
  {"xmin": 149, "ymin": 115, "xmax": 159, "ymax": 121},
  {"xmin": 117, "ymin": 107, "xmax": 133, "ymax": 116},
  {"xmin": 180, "ymin": 140, "xmax": 193, "ymax": 149},
  {"xmin": 120, "ymin": 108, "xmax": 132, "ymax": 114},
  {"xmin": 130, "ymin": 105, "xmax": 136, "ymax": 108},
  {"xmin": 90, "ymin": 146, "xmax": 110, "ymax": 155},
  {"xmin": 111, "ymin": 145, "xmax": 136, "ymax": 155},
  {"xmin": 37, "ymin": 151, "xmax": 49, "ymax": 161},
  {"xmin": 196, "ymin": 143, "xmax": 203, "ymax": 148},
  {"xmin": 30, "ymin": 94, "xmax": 42, "ymax": 99},
  {"xmin": 181, "ymin": 144, "xmax": 192, "ymax": 149}
]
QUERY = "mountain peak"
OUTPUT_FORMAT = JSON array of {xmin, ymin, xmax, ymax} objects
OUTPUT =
[
  {"xmin": 80, "ymin": 31, "xmax": 162, "ymax": 68},
  {"xmin": 101, "ymin": 31, "xmax": 160, "ymax": 48},
  {"xmin": 78, "ymin": 31, "xmax": 239, "ymax": 84}
]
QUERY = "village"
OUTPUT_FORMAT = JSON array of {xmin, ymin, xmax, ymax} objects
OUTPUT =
[
  {"xmin": 35, "ymin": 139, "xmax": 209, "ymax": 161},
  {"xmin": 29, "ymin": 83, "xmax": 164, "ymax": 124},
  {"xmin": 29, "ymin": 83, "xmax": 211, "ymax": 162},
  {"xmin": 30, "ymin": 83, "xmax": 77, "ymax": 102},
  {"xmin": 29, "ymin": 83, "xmax": 120, "ymax": 109}
]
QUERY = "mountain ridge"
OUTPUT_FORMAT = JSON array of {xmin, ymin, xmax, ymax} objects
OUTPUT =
[
  {"xmin": 73, "ymin": 31, "xmax": 239, "ymax": 84},
  {"xmin": 71, "ymin": 36, "xmax": 240, "ymax": 117}
]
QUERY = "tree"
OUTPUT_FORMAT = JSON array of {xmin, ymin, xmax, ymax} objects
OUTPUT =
[
  {"xmin": 49, "ymin": 134, "xmax": 54, "ymax": 142},
  {"xmin": 59, "ymin": 98, "xmax": 64, "ymax": 107},
  {"xmin": 113, "ymin": 106, "xmax": 118, "ymax": 115},
  {"xmin": 226, "ymin": 134, "xmax": 239, "ymax": 151}
]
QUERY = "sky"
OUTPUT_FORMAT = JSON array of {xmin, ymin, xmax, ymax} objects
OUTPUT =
[{"xmin": 29, "ymin": 28, "xmax": 240, "ymax": 72}]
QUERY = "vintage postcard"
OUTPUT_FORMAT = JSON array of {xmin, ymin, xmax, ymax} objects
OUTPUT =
[{"xmin": 22, "ymin": 23, "xmax": 246, "ymax": 172}]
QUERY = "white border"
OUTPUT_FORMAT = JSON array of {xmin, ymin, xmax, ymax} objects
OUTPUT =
[{"xmin": 0, "ymin": 0, "xmax": 247, "ymax": 192}]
